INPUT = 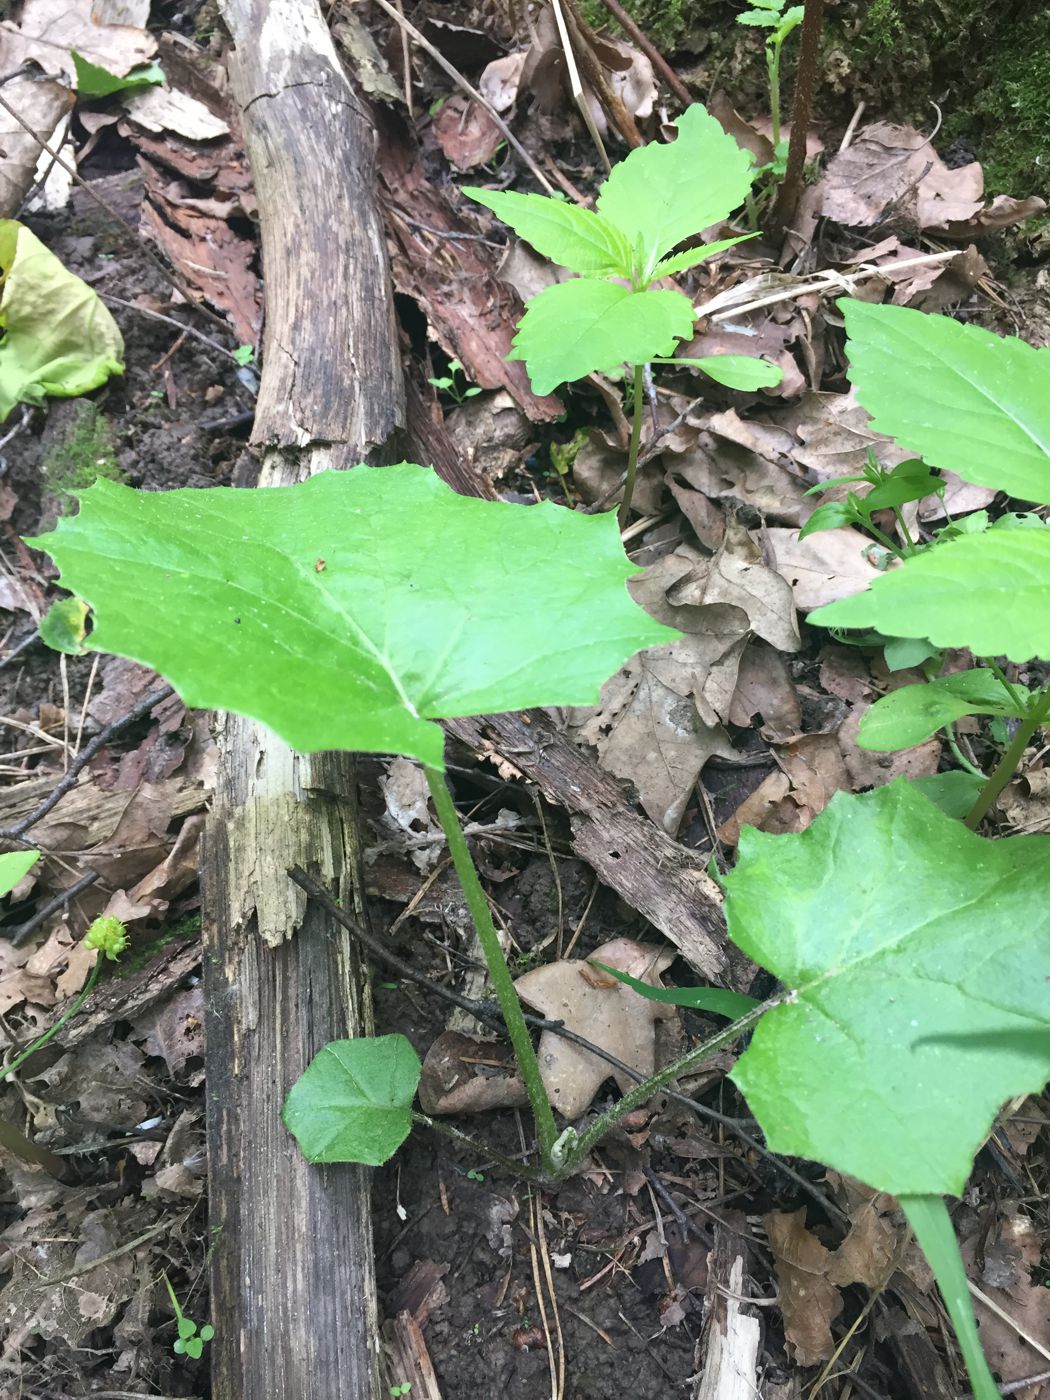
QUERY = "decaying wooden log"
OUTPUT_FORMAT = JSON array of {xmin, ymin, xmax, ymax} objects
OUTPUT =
[{"xmin": 205, "ymin": 4, "xmax": 403, "ymax": 1396}]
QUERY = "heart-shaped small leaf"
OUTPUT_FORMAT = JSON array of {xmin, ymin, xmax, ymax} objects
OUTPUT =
[
  {"xmin": 727, "ymin": 780, "xmax": 1050, "ymax": 1195},
  {"xmin": 28, "ymin": 465, "xmax": 676, "ymax": 769},
  {"xmin": 282, "ymin": 1034, "xmax": 421, "ymax": 1165}
]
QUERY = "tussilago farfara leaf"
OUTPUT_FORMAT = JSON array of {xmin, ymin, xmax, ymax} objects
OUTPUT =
[
  {"xmin": 727, "ymin": 781, "xmax": 1050, "ymax": 1195},
  {"xmin": 841, "ymin": 299, "xmax": 1050, "ymax": 504},
  {"xmin": 28, "ymin": 465, "xmax": 677, "ymax": 769},
  {"xmin": 810, "ymin": 529, "xmax": 1050, "ymax": 662}
]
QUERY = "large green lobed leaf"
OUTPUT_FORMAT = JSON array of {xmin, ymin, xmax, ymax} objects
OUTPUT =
[
  {"xmin": 840, "ymin": 299, "xmax": 1050, "ymax": 505},
  {"xmin": 0, "ymin": 221, "xmax": 124, "ymax": 422},
  {"xmin": 810, "ymin": 529, "xmax": 1050, "ymax": 662},
  {"xmin": 727, "ymin": 781, "xmax": 1050, "ymax": 1195},
  {"xmin": 509, "ymin": 279, "xmax": 696, "ymax": 394},
  {"xmin": 596, "ymin": 105, "xmax": 755, "ymax": 276},
  {"xmin": 29, "ymin": 465, "xmax": 677, "ymax": 769}
]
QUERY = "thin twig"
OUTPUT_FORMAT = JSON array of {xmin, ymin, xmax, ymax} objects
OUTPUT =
[
  {"xmin": 98, "ymin": 293, "xmax": 245, "ymax": 365},
  {"xmin": 550, "ymin": 0, "xmax": 611, "ymax": 171},
  {"xmin": 367, "ymin": 0, "xmax": 557, "ymax": 195},
  {"xmin": 0, "ymin": 685, "xmax": 174, "ymax": 842},
  {"xmin": 9, "ymin": 868, "xmax": 100, "ymax": 948}
]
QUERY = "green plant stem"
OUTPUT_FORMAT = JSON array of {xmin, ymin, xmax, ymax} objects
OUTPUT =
[
  {"xmin": 424, "ymin": 764, "xmax": 559, "ymax": 1164},
  {"xmin": 984, "ymin": 658, "xmax": 1028, "ymax": 715},
  {"xmin": 890, "ymin": 505, "xmax": 918, "ymax": 555},
  {"xmin": 964, "ymin": 686, "xmax": 1050, "ymax": 830},
  {"xmin": 411, "ymin": 1112, "xmax": 549, "ymax": 1185},
  {"xmin": 944, "ymin": 723, "xmax": 986, "ymax": 781},
  {"xmin": 900, "ymin": 1195, "xmax": 1000, "ymax": 1400},
  {"xmin": 3, "ymin": 957, "xmax": 101, "ymax": 1082},
  {"xmin": 861, "ymin": 517, "xmax": 908, "ymax": 561},
  {"xmin": 617, "ymin": 363, "xmax": 646, "ymax": 530},
  {"xmin": 768, "ymin": 43, "xmax": 782, "ymax": 148},
  {"xmin": 554, "ymin": 999, "xmax": 774, "ymax": 1173}
]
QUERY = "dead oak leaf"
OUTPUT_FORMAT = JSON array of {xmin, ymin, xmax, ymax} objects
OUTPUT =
[
  {"xmin": 765, "ymin": 1208, "xmax": 844, "ymax": 1365},
  {"xmin": 514, "ymin": 937, "xmax": 676, "ymax": 1119}
]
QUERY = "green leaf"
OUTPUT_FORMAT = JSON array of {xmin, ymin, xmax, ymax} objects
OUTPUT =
[
  {"xmin": 590, "ymin": 961, "xmax": 760, "ymax": 1020},
  {"xmin": 27, "ymin": 465, "xmax": 677, "ymax": 770},
  {"xmin": 862, "ymin": 462, "xmax": 943, "ymax": 511},
  {"xmin": 38, "ymin": 596, "xmax": 90, "ymax": 655},
  {"xmin": 909, "ymin": 770, "xmax": 984, "ymax": 818},
  {"xmin": 282, "ymin": 1034, "xmax": 421, "ymax": 1165},
  {"xmin": 177, "ymin": 1318, "xmax": 196, "ymax": 1340},
  {"xmin": 462, "ymin": 188, "xmax": 632, "ymax": 276},
  {"xmin": 736, "ymin": 12, "xmax": 782, "ymax": 25},
  {"xmin": 857, "ymin": 670, "xmax": 1030, "ymax": 750},
  {"xmin": 882, "ymin": 636, "xmax": 940, "ymax": 671},
  {"xmin": 198, "ymin": 1324, "xmax": 215, "ymax": 1342},
  {"xmin": 72, "ymin": 51, "xmax": 165, "ymax": 99},
  {"xmin": 810, "ymin": 529, "xmax": 1050, "ymax": 662},
  {"xmin": 509, "ymin": 280, "xmax": 695, "ymax": 395},
  {"xmin": 727, "ymin": 780, "xmax": 1050, "ymax": 1195},
  {"xmin": 840, "ymin": 299, "xmax": 1050, "ymax": 505},
  {"xmin": 650, "ymin": 234, "xmax": 754, "ymax": 280},
  {"xmin": 798, "ymin": 501, "xmax": 856, "ymax": 540},
  {"xmin": 671, "ymin": 355, "xmax": 783, "ymax": 390},
  {"xmin": 0, "ymin": 220, "xmax": 124, "ymax": 422},
  {"xmin": 0, "ymin": 850, "xmax": 39, "ymax": 898},
  {"xmin": 596, "ymin": 105, "xmax": 755, "ymax": 271}
]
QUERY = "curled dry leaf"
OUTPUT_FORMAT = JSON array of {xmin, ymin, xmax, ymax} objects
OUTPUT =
[
  {"xmin": 666, "ymin": 523, "xmax": 801, "ymax": 654},
  {"xmin": 764, "ymin": 1208, "xmax": 844, "ymax": 1365},
  {"xmin": 418, "ymin": 1031, "xmax": 528, "ymax": 1115},
  {"xmin": 728, "ymin": 639, "xmax": 802, "ymax": 739},
  {"xmin": 514, "ymin": 937, "xmax": 676, "ymax": 1119},
  {"xmin": 672, "ymin": 407, "xmax": 810, "ymax": 526},
  {"xmin": 433, "ymin": 95, "xmax": 504, "ymax": 171}
]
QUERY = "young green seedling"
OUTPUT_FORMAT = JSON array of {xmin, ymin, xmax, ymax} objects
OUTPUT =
[
  {"xmin": 736, "ymin": 0, "xmax": 805, "ymax": 165},
  {"xmin": 427, "ymin": 357, "xmax": 482, "ymax": 404},
  {"xmin": 163, "ymin": 1273, "xmax": 215, "ymax": 1361},
  {"xmin": 464, "ymin": 104, "xmax": 782, "ymax": 523},
  {"xmin": 807, "ymin": 299, "xmax": 1050, "ymax": 826}
]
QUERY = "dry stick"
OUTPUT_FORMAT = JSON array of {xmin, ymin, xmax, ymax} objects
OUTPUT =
[
  {"xmin": 769, "ymin": 0, "xmax": 826, "ymax": 235},
  {"xmin": 289, "ymin": 865, "xmax": 847, "ymax": 1220},
  {"xmin": 0, "ymin": 87, "xmax": 231, "ymax": 338},
  {"xmin": 10, "ymin": 868, "xmax": 100, "ymax": 948},
  {"xmin": 593, "ymin": 0, "xmax": 692, "ymax": 106},
  {"xmin": 0, "ymin": 685, "xmax": 174, "ymax": 843},
  {"xmin": 98, "ymin": 293, "xmax": 246, "ymax": 365},
  {"xmin": 368, "ymin": 0, "xmax": 557, "ymax": 195},
  {"xmin": 561, "ymin": 0, "xmax": 642, "ymax": 149},
  {"xmin": 550, "ymin": 0, "xmax": 611, "ymax": 172}
]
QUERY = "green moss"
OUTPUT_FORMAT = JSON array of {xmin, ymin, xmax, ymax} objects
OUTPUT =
[
  {"xmin": 580, "ymin": 0, "xmax": 708, "ymax": 51},
  {"xmin": 42, "ymin": 404, "xmax": 125, "ymax": 508}
]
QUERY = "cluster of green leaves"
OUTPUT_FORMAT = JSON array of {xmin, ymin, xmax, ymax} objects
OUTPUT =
[
  {"xmin": 427, "ymin": 356, "xmax": 481, "ymax": 404},
  {"xmin": 163, "ymin": 1274, "xmax": 214, "ymax": 1361},
  {"xmin": 464, "ymin": 105, "xmax": 780, "ymax": 396},
  {"xmin": 806, "ymin": 299, "xmax": 1050, "ymax": 760}
]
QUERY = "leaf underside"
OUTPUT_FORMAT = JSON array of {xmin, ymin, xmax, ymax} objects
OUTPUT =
[
  {"xmin": 28, "ymin": 465, "xmax": 677, "ymax": 768},
  {"xmin": 727, "ymin": 781, "xmax": 1050, "ymax": 1195}
]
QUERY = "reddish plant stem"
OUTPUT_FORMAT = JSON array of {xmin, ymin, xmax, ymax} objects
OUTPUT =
[
  {"xmin": 593, "ymin": 0, "xmax": 693, "ymax": 107},
  {"xmin": 770, "ymin": 0, "xmax": 826, "ymax": 235}
]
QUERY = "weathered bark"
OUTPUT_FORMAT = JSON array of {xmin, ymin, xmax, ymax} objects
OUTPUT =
[{"xmin": 205, "ymin": 4, "xmax": 403, "ymax": 1397}]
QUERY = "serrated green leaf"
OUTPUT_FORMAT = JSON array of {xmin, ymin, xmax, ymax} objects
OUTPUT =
[
  {"xmin": 462, "ymin": 188, "xmax": 632, "ymax": 276},
  {"xmin": 509, "ymin": 280, "xmax": 695, "ymax": 394},
  {"xmin": 672, "ymin": 354, "xmax": 783, "ymax": 390},
  {"xmin": 858, "ymin": 670, "xmax": 1029, "ymax": 750},
  {"xmin": 596, "ymin": 105, "xmax": 755, "ymax": 271},
  {"xmin": 27, "ymin": 466, "xmax": 677, "ymax": 769},
  {"xmin": 841, "ymin": 299, "xmax": 1050, "ymax": 504},
  {"xmin": 727, "ymin": 781, "xmax": 1050, "ymax": 1195},
  {"xmin": 72, "ymin": 51, "xmax": 165, "ymax": 99},
  {"xmin": 810, "ymin": 530, "xmax": 1050, "ymax": 662},
  {"xmin": 0, "ymin": 850, "xmax": 39, "ymax": 898},
  {"xmin": 909, "ymin": 770, "xmax": 984, "ymax": 818},
  {"xmin": 590, "ymin": 960, "xmax": 760, "ymax": 1019},
  {"xmin": 650, "ymin": 234, "xmax": 754, "ymax": 280},
  {"xmin": 38, "ymin": 596, "xmax": 90, "ymax": 655},
  {"xmin": 282, "ymin": 1034, "xmax": 421, "ymax": 1165},
  {"xmin": 0, "ymin": 221, "xmax": 124, "ymax": 422}
]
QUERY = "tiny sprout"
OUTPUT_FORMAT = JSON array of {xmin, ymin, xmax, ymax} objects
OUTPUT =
[
  {"xmin": 84, "ymin": 915, "xmax": 128, "ymax": 960},
  {"xmin": 388, "ymin": 1383, "xmax": 412, "ymax": 1397}
]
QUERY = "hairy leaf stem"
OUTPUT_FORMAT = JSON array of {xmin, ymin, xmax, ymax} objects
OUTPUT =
[
  {"xmin": 424, "ymin": 764, "xmax": 560, "ymax": 1165},
  {"xmin": 617, "ymin": 363, "xmax": 646, "ymax": 530}
]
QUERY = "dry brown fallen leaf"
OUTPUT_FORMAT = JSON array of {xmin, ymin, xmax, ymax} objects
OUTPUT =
[
  {"xmin": 764, "ymin": 1208, "xmax": 844, "ymax": 1365},
  {"xmin": 433, "ymin": 94, "xmax": 504, "ymax": 171},
  {"xmin": 667, "ymin": 523, "xmax": 801, "ymax": 655},
  {"xmin": 514, "ymin": 937, "xmax": 676, "ymax": 1119},
  {"xmin": 963, "ymin": 1213, "xmax": 1050, "ymax": 1397},
  {"xmin": 727, "ymin": 639, "xmax": 801, "ymax": 741},
  {"xmin": 671, "ymin": 407, "xmax": 810, "ymax": 526},
  {"xmin": 765, "ymin": 525, "xmax": 884, "ymax": 611}
]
